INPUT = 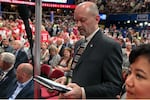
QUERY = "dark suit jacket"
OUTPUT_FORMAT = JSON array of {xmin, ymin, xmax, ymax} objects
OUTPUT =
[
  {"xmin": 0, "ymin": 68, "xmax": 17, "ymax": 98},
  {"xmin": 7, "ymin": 79, "xmax": 34, "ymax": 99},
  {"xmin": 72, "ymin": 30, "xmax": 123, "ymax": 98},
  {"xmin": 14, "ymin": 48, "xmax": 29, "ymax": 68}
]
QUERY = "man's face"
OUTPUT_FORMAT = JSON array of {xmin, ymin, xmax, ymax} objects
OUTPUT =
[
  {"xmin": 12, "ymin": 42, "xmax": 19, "ymax": 50},
  {"xmin": 74, "ymin": 6, "xmax": 99, "ymax": 37},
  {"xmin": 16, "ymin": 66, "xmax": 24, "ymax": 83},
  {"xmin": 2, "ymin": 39, "xmax": 9, "ymax": 47}
]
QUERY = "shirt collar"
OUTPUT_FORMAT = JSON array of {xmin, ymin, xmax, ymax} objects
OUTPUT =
[
  {"xmin": 85, "ymin": 28, "xmax": 99, "ymax": 44},
  {"xmin": 18, "ymin": 77, "xmax": 33, "ymax": 87}
]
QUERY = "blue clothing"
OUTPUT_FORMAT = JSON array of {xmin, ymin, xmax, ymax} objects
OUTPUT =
[
  {"xmin": 9, "ymin": 78, "xmax": 33, "ymax": 99},
  {"xmin": 7, "ymin": 79, "xmax": 34, "ymax": 99}
]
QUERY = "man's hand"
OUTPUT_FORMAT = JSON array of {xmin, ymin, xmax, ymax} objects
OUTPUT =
[{"xmin": 58, "ymin": 83, "xmax": 82, "ymax": 99}]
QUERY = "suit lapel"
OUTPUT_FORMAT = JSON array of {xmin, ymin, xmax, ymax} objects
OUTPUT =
[
  {"xmin": 7, "ymin": 80, "xmax": 18, "ymax": 98},
  {"xmin": 16, "ymin": 80, "xmax": 33, "ymax": 98},
  {"xmin": 0, "ymin": 68, "xmax": 15, "ymax": 83},
  {"xmin": 75, "ymin": 30, "xmax": 102, "ymax": 69}
]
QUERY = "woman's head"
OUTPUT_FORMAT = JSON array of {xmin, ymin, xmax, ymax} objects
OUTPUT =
[
  {"xmin": 41, "ymin": 42, "xmax": 48, "ymax": 50},
  {"xmin": 125, "ymin": 43, "xmax": 150, "ymax": 99},
  {"xmin": 49, "ymin": 45, "xmax": 58, "ymax": 56},
  {"xmin": 126, "ymin": 42, "xmax": 132, "ymax": 51},
  {"xmin": 63, "ymin": 47, "xmax": 72, "ymax": 58}
]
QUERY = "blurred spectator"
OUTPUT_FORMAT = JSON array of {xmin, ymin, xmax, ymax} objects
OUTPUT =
[
  {"xmin": 125, "ymin": 42, "xmax": 132, "ymax": 57},
  {"xmin": 45, "ymin": 44, "xmax": 61, "ymax": 68},
  {"xmin": 55, "ymin": 38, "xmax": 63, "ymax": 56},
  {"xmin": 12, "ymin": 40, "xmax": 28, "ymax": 69},
  {"xmin": 41, "ymin": 25, "xmax": 50, "ymax": 43},
  {"xmin": 0, "ymin": 52, "xmax": 16, "ymax": 98},
  {"xmin": 59, "ymin": 36, "xmax": 73, "ymax": 57},
  {"xmin": 122, "ymin": 41, "xmax": 132, "ymax": 70},
  {"xmin": 45, "ymin": 23, "xmax": 53, "ymax": 37},
  {"xmin": 8, "ymin": 63, "xmax": 34, "ymax": 99},
  {"xmin": 125, "ymin": 43, "xmax": 150, "ymax": 98},
  {"xmin": 1, "ymin": 38, "xmax": 14, "ymax": 53},
  {"xmin": 55, "ymin": 47, "xmax": 73, "ymax": 72},
  {"xmin": 40, "ymin": 42, "xmax": 49, "ymax": 64}
]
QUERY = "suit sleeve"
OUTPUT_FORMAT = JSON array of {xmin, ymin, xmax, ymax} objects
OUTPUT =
[
  {"xmin": 84, "ymin": 42, "xmax": 123, "ymax": 98},
  {"xmin": 14, "ymin": 51, "xmax": 29, "ymax": 68}
]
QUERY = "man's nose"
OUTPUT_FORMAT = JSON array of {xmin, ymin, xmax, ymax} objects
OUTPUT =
[{"xmin": 76, "ymin": 21, "xmax": 82, "ymax": 27}]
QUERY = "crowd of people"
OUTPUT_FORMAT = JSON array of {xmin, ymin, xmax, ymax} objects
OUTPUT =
[
  {"xmin": 0, "ymin": 52, "xmax": 33, "ymax": 98},
  {"xmin": 0, "ymin": 0, "xmax": 150, "ymax": 99},
  {"xmin": 76, "ymin": 0, "xmax": 150, "ymax": 14}
]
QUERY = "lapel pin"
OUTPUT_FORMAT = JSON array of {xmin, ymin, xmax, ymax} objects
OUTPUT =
[{"xmin": 90, "ymin": 44, "xmax": 93, "ymax": 48}]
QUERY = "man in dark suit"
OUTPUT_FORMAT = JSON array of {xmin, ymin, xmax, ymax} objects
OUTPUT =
[
  {"xmin": 0, "ymin": 52, "xmax": 16, "ymax": 98},
  {"xmin": 59, "ymin": 36, "xmax": 73, "ymax": 57},
  {"xmin": 56, "ymin": 1, "xmax": 123, "ymax": 99},
  {"xmin": 8, "ymin": 63, "xmax": 34, "ymax": 99},
  {"xmin": 12, "ymin": 40, "xmax": 29, "ymax": 68}
]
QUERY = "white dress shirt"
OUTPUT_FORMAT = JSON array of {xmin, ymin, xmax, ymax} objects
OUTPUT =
[
  {"xmin": 9, "ymin": 77, "xmax": 33, "ymax": 100},
  {"xmin": 0, "ymin": 65, "xmax": 14, "ymax": 81}
]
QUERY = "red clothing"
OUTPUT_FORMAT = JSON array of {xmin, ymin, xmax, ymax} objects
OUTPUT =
[{"xmin": 41, "ymin": 30, "xmax": 49, "ymax": 43}]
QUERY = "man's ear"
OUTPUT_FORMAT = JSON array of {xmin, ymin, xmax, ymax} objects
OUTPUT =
[
  {"xmin": 96, "ymin": 15, "xmax": 100, "ymax": 22},
  {"xmin": 22, "ymin": 71, "xmax": 27, "ymax": 77}
]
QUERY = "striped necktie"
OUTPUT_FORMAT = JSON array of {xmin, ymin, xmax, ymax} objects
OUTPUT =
[
  {"xmin": 64, "ymin": 40, "xmax": 87, "ymax": 82},
  {"xmin": 0, "ymin": 71, "xmax": 4, "ymax": 81},
  {"xmin": 71, "ymin": 40, "xmax": 87, "ymax": 69}
]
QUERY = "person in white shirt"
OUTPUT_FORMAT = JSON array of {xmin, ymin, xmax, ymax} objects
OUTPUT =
[{"xmin": 8, "ymin": 63, "xmax": 34, "ymax": 99}]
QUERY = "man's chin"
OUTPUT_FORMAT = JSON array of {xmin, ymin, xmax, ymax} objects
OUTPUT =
[{"xmin": 79, "ymin": 31, "xmax": 86, "ymax": 36}]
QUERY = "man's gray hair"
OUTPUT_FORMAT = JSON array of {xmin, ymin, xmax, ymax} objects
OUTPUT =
[{"xmin": 1, "ymin": 52, "xmax": 16, "ymax": 64}]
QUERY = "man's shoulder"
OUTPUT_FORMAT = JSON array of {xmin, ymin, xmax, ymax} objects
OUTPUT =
[
  {"xmin": 0, "ymin": 72, "xmax": 17, "ymax": 87},
  {"xmin": 94, "ymin": 31, "xmax": 116, "ymax": 44},
  {"xmin": 6, "ymin": 68, "xmax": 16, "ymax": 76},
  {"xmin": 26, "ymin": 79, "xmax": 34, "ymax": 88}
]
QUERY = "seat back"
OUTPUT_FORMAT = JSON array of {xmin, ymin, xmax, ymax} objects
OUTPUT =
[
  {"xmin": 50, "ymin": 69, "xmax": 64, "ymax": 79},
  {"xmin": 41, "ymin": 64, "xmax": 51, "ymax": 78}
]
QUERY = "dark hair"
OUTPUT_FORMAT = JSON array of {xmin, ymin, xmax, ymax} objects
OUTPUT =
[
  {"xmin": 63, "ymin": 47, "xmax": 72, "ymax": 54},
  {"xmin": 129, "ymin": 43, "xmax": 150, "ymax": 64}
]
